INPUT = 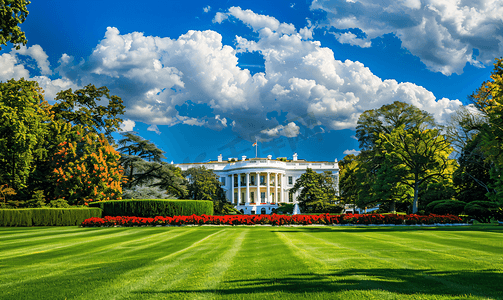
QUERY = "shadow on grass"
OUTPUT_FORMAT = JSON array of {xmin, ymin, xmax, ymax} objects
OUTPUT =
[{"xmin": 133, "ymin": 268, "xmax": 502, "ymax": 298}]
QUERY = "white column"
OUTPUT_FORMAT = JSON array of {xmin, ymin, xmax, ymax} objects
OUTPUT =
[
  {"xmin": 267, "ymin": 172, "xmax": 270, "ymax": 204},
  {"xmin": 246, "ymin": 173, "xmax": 250, "ymax": 204},
  {"xmin": 281, "ymin": 174, "xmax": 285, "ymax": 203},
  {"xmin": 275, "ymin": 173, "xmax": 278, "ymax": 204},
  {"xmin": 256, "ymin": 172, "xmax": 260, "ymax": 203},
  {"xmin": 237, "ymin": 173, "xmax": 241, "ymax": 205},
  {"xmin": 231, "ymin": 174, "xmax": 235, "ymax": 204}
]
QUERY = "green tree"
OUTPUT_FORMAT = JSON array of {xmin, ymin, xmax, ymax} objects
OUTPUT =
[
  {"xmin": 354, "ymin": 101, "xmax": 436, "ymax": 210},
  {"xmin": 356, "ymin": 101, "xmax": 436, "ymax": 151},
  {"xmin": 52, "ymin": 84, "xmax": 125, "ymax": 142},
  {"xmin": 470, "ymin": 58, "xmax": 503, "ymax": 204},
  {"xmin": 376, "ymin": 125, "xmax": 456, "ymax": 213},
  {"xmin": 183, "ymin": 166, "xmax": 226, "ymax": 213},
  {"xmin": 338, "ymin": 154, "xmax": 358, "ymax": 207},
  {"xmin": 148, "ymin": 162, "xmax": 186, "ymax": 198},
  {"xmin": 117, "ymin": 132, "xmax": 186, "ymax": 198},
  {"xmin": 0, "ymin": 78, "xmax": 49, "ymax": 194},
  {"xmin": 370, "ymin": 153, "xmax": 412, "ymax": 212},
  {"xmin": 452, "ymin": 134, "xmax": 494, "ymax": 203},
  {"xmin": 0, "ymin": 79, "xmax": 128, "ymax": 205},
  {"xmin": 0, "ymin": 0, "xmax": 30, "ymax": 50},
  {"xmin": 290, "ymin": 168, "xmax": 337, "ymax": 213},
  {"xmin": 117, "ymin": 132, "xmax": 166, "ymax": 189},
  {"xmin": 444, "ymin": 105, "xmax": 485, "ymax": 158}
]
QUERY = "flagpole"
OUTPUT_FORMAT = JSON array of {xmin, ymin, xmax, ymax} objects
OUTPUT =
[{"xmin": 255, "ymin": 138, "xmax": 258, "ymax": 158}]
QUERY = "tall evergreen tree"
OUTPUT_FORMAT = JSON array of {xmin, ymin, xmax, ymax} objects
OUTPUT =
[{"xmin": 290, "ymin": 168, "xmax": 337, "ymax": 213}]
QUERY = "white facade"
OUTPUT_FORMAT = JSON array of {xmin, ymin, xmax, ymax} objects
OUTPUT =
[{"xmin": 176, "ymin": 154, "xmax": 339, "ymax": 215}]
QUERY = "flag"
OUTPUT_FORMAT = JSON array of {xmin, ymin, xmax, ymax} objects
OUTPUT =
[{"xmin": 252, "ymin": 142, "xmax": 257, "ymax": 147}]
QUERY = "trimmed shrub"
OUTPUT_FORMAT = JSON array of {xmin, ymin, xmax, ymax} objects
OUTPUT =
[
  {"xmin": 0, "ymin": 209, "xmax": 32, "ymax": 226},
  {"xmin": 426, "ymin": 200, "xmax": 466, "ymax": 215},
  {"xmin": 464, "ymin": 201, "xmax": 500, "ymax": 223},
  {"xmin": 0, "ymin": 208, "xmax": 102, "ymax": 226},
  {"xmin": 88, "ymin": 199, "xmax": 213, "ymax": 217}
]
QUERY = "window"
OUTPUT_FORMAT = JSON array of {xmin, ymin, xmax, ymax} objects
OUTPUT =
[
  {"xmin": 241, "ymin": 192, "xmax": 245, "ymax": 204},
  {"xmin": 250, "ymin": 192, "xmax": 255, "ymax": 203},
  {"xmin": 250, "ymin": 175, "xmax": 255, "ymax": 185},
  {"xmin": 261, "ymin": 192, "xmax": 266, "ymax": 202},
  {"xmin": 234, "ymin": 175, "xmax": 238, "ymax": 187},
  {"xmin": 261, "ymin": 208, "xmax": 266, "ymax": 214},
  {"xmin": 234, "ymin": 192, "xmax": 238, "ymax": 203},
  {"xmin": 289, "ymin": 192, "xmax": 293, "ymax": 203},
  {"xmin": 260, "ymin": 175, "xmax": 266, "ymax": 186},
  {"xmin": 271, "ymin": 193, "xmax": 275, "ymax": 203},
  {"xmin": 288, "ymin": 176, "xmax": 293, "ymax": 185},
  {"xmin": 220, "ymin": 177, "xmax": 226, "ymax": 185},
  {"xmin": 240, "ymin": 175, "xmax": 245, "ymax": 186}
]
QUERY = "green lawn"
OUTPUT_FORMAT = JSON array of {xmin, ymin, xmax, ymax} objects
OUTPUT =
[{"xmin": 1, "ymin": 225, "xmax": 502, "ymax": 300}]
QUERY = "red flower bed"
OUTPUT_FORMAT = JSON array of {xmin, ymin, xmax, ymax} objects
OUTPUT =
[{"xmin": 80, "ymin": 213, "xmax": 464, "ymax": 227}]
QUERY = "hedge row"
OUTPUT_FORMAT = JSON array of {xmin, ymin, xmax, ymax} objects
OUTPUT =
[
  {"xmin": 0, "ymin": 208, "xmax": 102, "ymax": 227},
  {"xmin": 81, "ymin": 213, "xmax": 464, "ymax": 227},
  {"xmin": 88, "ymin": 199, "xmax": 213, "ymax": 217}
]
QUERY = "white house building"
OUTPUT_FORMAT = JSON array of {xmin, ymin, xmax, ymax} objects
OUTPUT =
[{"xmin": 176, "ymin": 153, "xmax": 339, "ymax": 215}]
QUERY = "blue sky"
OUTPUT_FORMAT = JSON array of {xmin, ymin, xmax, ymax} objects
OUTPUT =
[{"xmin": 1, "ymin": 0, "xmax": 501, "ymax": 163}]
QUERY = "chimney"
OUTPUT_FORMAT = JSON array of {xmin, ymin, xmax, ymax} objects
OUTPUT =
[
  {"xmin": 242, "ymin": 155, "xmax": 247, "ymax": 161},
  {"xmin": 267, "ymin": 155, "xmax": 272, "ymax": 160},
  {"xmin": 293, "ymin": 153, "xmax": 298, "ymax": 161},
  {"xmin": 218, "ymin": 154, "xmax": 222, "ymax": 162}
]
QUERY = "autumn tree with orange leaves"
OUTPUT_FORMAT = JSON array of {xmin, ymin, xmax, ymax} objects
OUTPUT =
[{"xmin": 51, "ymin": 127, "xmax": 125, "ymax": 205}]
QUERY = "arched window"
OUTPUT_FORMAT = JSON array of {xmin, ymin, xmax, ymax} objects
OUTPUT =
[{"xmin": 261, "ymin": 208, "xmax": 266, "ymax": 214}]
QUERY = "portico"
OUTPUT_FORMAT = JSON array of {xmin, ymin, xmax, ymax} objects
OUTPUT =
[{"xmin": 231, "ymin": 171, "xmax": 284, "ymax": 205}]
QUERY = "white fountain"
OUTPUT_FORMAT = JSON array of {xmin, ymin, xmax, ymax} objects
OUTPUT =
[{"xmin": 292, "ymin": 203, "xmax": 301, "ymax": 215}]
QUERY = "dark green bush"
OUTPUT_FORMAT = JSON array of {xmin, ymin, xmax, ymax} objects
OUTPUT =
[
  {"xmin": 88, "ymin": 199, "xmax": 213, "ymax": 217},
  {"xmin": 493, "ymin": 208, "xmax": 503, "ymax": 221},
  {"xmin": 464, "ymin": 201, "xmax": 500, "ymax": 223},
  {"xmin": 275, "ymin": 204, "xmax": 294, "ymax": 214},
  {"xmin": 425, "ymin": 200, "xmax": 449, "ymax": 214},
  {"xmin": 0, "ymin": 208, "xmax": 102, "ymax": 226},
  {"xmin": 426, "ymin": 200, "xmax": 466, "ymax": 215}
]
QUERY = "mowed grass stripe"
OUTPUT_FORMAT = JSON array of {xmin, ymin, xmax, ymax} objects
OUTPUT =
[
  {"xmin": 0, "ymin": 227, "xmax": 144, "ymax": 256},
  {"xmin": 385, "ymin": 230, "xmax": 503, "ymax": 256},
  {"xmin": 0, "ymin": 227, "xmax": 90, "ymax": 241},
  {"xmin": 0, "ymin": 228, "xmax": 222, "ymax": 300},
  {"xmin": 349, "ymin": 230, "xmax": 503, "ymax": 268},
  {"xmin": 211, "ymin": 227, "xmax": 315, "ymax": 299},
  {"xmin": 0, "ymin": 227, "xmax": 151, "ymax": 259},
  {"xmin": 0, "ymin": 228, "xmax": 196, "ymax": 289},
  {"xmin": 296, "ymin": 228, "xmax": 502, "ymax": 298},
  {"xmin": 77, "ymin": 228, "xmax": 246, "ymax": 300}
]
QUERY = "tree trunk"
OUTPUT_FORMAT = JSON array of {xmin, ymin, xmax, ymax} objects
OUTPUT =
[
  {"xmin": 413, "ymin": 180, "xmax": 419, "ymax": 214},
  {"xmin": 390, "ymin": 200, "xmax": 396, "ymax": 213},
  {"xmin": 128, "ymin": 165, "xmax": 134, "ymax": 189}
]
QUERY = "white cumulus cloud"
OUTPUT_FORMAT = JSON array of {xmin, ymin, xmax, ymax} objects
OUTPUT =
[
  {"xmin": 147, "ymin": 124, "xmax": 161, "ymax": 135},
  {"xmin": 120, "ymin": 119, "xmax": 136, "ymax": 132},
  {"xmin": 343, "ymin": 149, "xmax": 360, "ymax": 155},
  {"xmin": 311, "ymin": 0, "xmax": 503, "ymax": 75},
  {"xmin": 261, "ymin": 122, "xmax": 300, "ymax": 139},
  {"xmin": 1, "ymin": 7, "xmax": 463, "ymax": 143}
]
